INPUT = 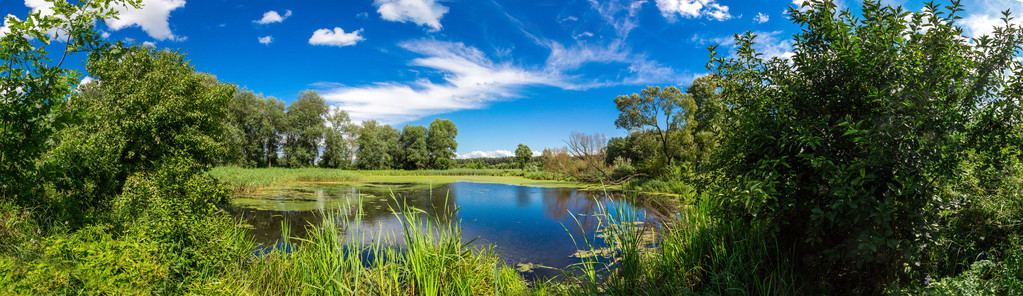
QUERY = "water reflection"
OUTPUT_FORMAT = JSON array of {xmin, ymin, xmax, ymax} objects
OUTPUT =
[{"xmin": 229, "ymin": 181, "xmax": 669, "ymax": 280}]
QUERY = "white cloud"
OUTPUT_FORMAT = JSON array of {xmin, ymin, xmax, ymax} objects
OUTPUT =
[
  {"xmin": 319, "ymin": 40, "xmax": 563, "ymax": 124},
  {"xmin": 754, "ymin": 12, "xmax": 769, "ymax": 23},
  {"xmin": 142, "ymin": 41, "xmax": 156, "ymax": 47},
  {"xmin": 78, "ymin": 76, "xmax": 95, "ymax": 89},
  {"xmin": 655, "ymin": 0, "xmax": 732, "ymax": 21},
  {"xmin": 457, "ymin": 150, "xmax": 514, "ymax": 159},
  {"xmin": 959, "ymin": 0, "xmax": 1023, "ymax": 39},
  {"xmin": 254, "ymin": 10, "xmax": 292, "ymax": 25},
  {"xmin": 374, "ymin": 0, "xmax": 449, "ymax": 31},
  {"xmin": 692, "ymin": 30, "xmax": 794, "ymax": 61},
  {"xmin": 0, "ymin": 15, "xmax": 17, "ymax": 38},
  {"xmin": 456, "ymin": 150, "xmax": 541, "ymax": 159},
  {"xmin": 545, "ymin": 40, "xmax": 679, "ymax": 86},
  {"xmin": 308, "ymin": 27, "xmax": 364, "ymax": 47},
  {"xmin": 100, "ymin": 31, "xmax": 110, "ymax": 38},
  {"xmin": 104, "ymin": 0, "xmax": 186, "ymax": 41},
  {"xmin": 258, "ymin": 35, "xmax": 273, "ymax": 45}
]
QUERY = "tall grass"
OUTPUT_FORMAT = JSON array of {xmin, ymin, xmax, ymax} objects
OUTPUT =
[
  {"xmin": 243, "ymin": 194, "xmax": 528, "ymax": 295},
  {"xmin": 551, "ymin": 189, "xmax": 802, "ymax": 295},
  {"xmin": 360, "ymin": 169, "xmax": 523, "ymax": 177}
]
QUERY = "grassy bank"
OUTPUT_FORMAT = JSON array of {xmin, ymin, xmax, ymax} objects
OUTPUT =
[{"xmin": 210, "ymin": 167, "xmax": 583, "ymax": 194}]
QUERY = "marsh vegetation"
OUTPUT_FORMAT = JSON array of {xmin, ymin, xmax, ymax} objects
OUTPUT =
[{"xmin": 2, "ymin": 0, "xmax": 1022, "ymax": 295}]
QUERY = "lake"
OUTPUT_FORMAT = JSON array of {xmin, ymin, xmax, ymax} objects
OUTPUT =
[{"xmin": 229, "ymin": 180, "xmax": 669, "ymax": 280}]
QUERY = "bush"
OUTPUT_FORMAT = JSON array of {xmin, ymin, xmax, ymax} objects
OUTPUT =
[
  {"xmin": 711, "ymin": 0, "xmax": 1023, "ymax": 291},
  {"xmin": 112, "ymin": 156, "xmax": 250, "ymax": 291}
]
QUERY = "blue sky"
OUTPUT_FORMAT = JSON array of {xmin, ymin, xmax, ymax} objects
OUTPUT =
[{"xmin": 2, "ymin": 0, "xmax": 1018, "ymax": 158}]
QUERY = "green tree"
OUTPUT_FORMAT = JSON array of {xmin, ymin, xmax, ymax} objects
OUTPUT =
[
  {"xmin": 1, "ymin": 0, "xmax": 139, "ymax": 204},
  {"xmin": 515, "ymin": 144, "xmax": 532, "ymax": 169},
  {"xmin": 283, "ymin": 91, "xmax": 328, "ymax": 167},
  {"xmin": 427, "ymin": 119, "xmax": 458, "ymax": 169},
  {"xmin": 355, "ymin": 120, "xmax": 398, "ymax": 170},
  {"xmin": 320, "ymin": 109, "xmax": 356, "ymax": 169},
  {"xmin": 46, "ymin": 46, "xmax": 235, "ymax": 218},
  {"xmin": 223, "ymin": 89, "xmax": 284, "ymax": 167},
  {"xmin": 613, "ymin": 85, "xmax": 694, "ymax": 172},
  {"xmin": 396, "ymin": 125, "xmax": 430, "ymax": 170},
  {"xmin": 711, "ymin": 0, "xmax": 1023, "ymax": 290}
]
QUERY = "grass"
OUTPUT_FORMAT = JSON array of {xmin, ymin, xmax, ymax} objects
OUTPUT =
[
  {"xmin": 210, "ymin": 167, "xmax": 364, "ymax": 192},
  {"xmin": 242, "ymin": 195, "xmax": 529, "ymax": 295},
  {"xmin": 210, "ymin": 166, "xmax": 583, "ymax": 195}
]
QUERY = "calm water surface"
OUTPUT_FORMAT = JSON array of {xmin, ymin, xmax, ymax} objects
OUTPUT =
[{"xmin": 229, "ymin": 181, "xmax": 668, "ymax": 279}]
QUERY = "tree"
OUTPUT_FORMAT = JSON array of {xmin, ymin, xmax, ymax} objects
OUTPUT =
[
  {"xmin": 320, "ymin": 108, "xmax": 356, "ymax": 169},
  {"xmin": 427, "ymin": 119, "xmax": 458, "ymax": 169},
  {"xmin": 355, "ymin": 120, "xmax": 398, "ymax": 170},
  {"xmin": 47, "ymin": 46, "xmax": 235, "ymax": 214},
  {"xmin": 396, "ymin": 125, "xmax": 430, "ymax": 170},
  {"xmin": 283, "ymin": 91, "xmax": 328, "ymax": 167},
  {"xmin": 223, "ymin": 89, "xmax": 285, "ymax": 167},
  {"xmin": 710, "ymin": 0, "xmax": 1023, "ymax": 290},
  {"xmin": 1, "ymin": 0, "xmax": 139, "ymax": 204},
  {"xmin": 515, "ymin": 144, "xmax": 532, "ymax": 169},
  {"xmin": 613, "ymin": 85, "xmax": 694, "ymax": 172}
]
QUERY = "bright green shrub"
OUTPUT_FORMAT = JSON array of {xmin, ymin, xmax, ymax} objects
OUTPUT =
[
  {"xmin": 0, "ymin": 225, "xmax": 167, "ymax": 295},
  {"xmin": 112, "ymin": 157, "xmax": 249, "ymax": 288}
]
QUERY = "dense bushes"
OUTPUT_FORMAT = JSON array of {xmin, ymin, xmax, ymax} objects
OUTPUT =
[{"xmin": 707, "ymin": 0, "xmax": 1022, "ymax": 292}]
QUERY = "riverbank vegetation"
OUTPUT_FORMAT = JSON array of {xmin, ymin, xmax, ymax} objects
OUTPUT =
[{"xmin": 2, "ymin": 0, "xmax": 1021, "ymax": 295}]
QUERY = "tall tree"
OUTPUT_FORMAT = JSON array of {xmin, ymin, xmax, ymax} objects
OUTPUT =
[
  {"xmin": 320, "ymin": 108, "xmax": 356, "ymax": 169},
  {"xmin": 283, "ymin": 91, "xmax": 328, "ymax": 167},
  {"xmin": 355, "ymin": 120, "xmax": 398, "ymax": 170},
  {"xmin": 396, "ymin": 125, "xmax": 430, "ymax": 170},
  {"xmin": 1, "ymin": 0, "xmax": 140, "ymax": 204},
  {"xmin": 427, "ymin": 119, "xmax": 458, "ymax": 169},
  {"xmin": 515, "ymin": 144, "xmax": 532, "ymax": 169}
]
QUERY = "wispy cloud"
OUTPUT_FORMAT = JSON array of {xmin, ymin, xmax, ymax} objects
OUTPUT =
[
  {"xmin": 319, "ymin": 40, "xmax": 563, "ymax": 124},
  {"xmin": 374, "ymin": 0, "xmax": 449, "ymax": 31},
  {"xmin": 254, "ymin": 10, "xmax": 292, "ymax": 25},
  {"xmin": 692, "ymin": 31, "xmax": 794, "ymax": 61},
  {"xmin": 309, "ymin": 27, "xmax": 364, "ymax": 47}
]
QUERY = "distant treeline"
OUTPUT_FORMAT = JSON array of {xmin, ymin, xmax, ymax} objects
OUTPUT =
[
  {"xmin": 218, "ymin": 90, "xmax": 459, "ymax": 170},
  {"xmin": 455, "ymin": 156, "xmax": 540, "ymax": 169}
]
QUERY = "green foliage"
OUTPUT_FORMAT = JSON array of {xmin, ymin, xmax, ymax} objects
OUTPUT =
[
  {"xmin": 320, "ymin": 108, "xmax": 356, "ymax": 169},
  {"xmin": 515, "ymin": 144, "xmax": 532, "ymax": 169},
  {"xmin": 44, "ymin": 46, "xmax": 234, "ymax": 221},
  {"xmin": 0, "ymin": 225, "xmax": 168, "ymax": 295},
  {"xmin": 395, "ymin": 125, "xmax": 431, "ymax": 170},
  {"xmin": 614, "ymin": 85, "xmax": 690, "ymax": 171},
  {"xmin": 710, "ymin": 0, "xmax": 1023, "ymax": 291},
  {"xmin": 0, "ymin": 0, "xmax": 139, "ymax": 205},
  {"xmin": 428, "ymin": 118, "xmax": 458, "ymax": 169},
  {"xmin": 355, "ymin": 120, "xmax": 400, "ymax": 170},
  {"xmin": 111, "ymin": 156, "xmax": 250, "ymax": 292},
  {"xmin": 283, "ymin": 91, "xmax": 328, "ymax": 167},
  {"xmin": 223, "ymin": 89, "xmax": 287, "ymax": 167}
]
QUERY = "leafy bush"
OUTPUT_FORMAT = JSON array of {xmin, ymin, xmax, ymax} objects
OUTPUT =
[
  {"xmin": 112, "ymin": 156, "xmax": 250, "ymax": 289},
  {"xmin": 711, "ymin": 0, "xmax": 1023, "ymax": 291},
  {"xmin": 0, "ymin": 225, "xmax": 168, "ymax": 295}
]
